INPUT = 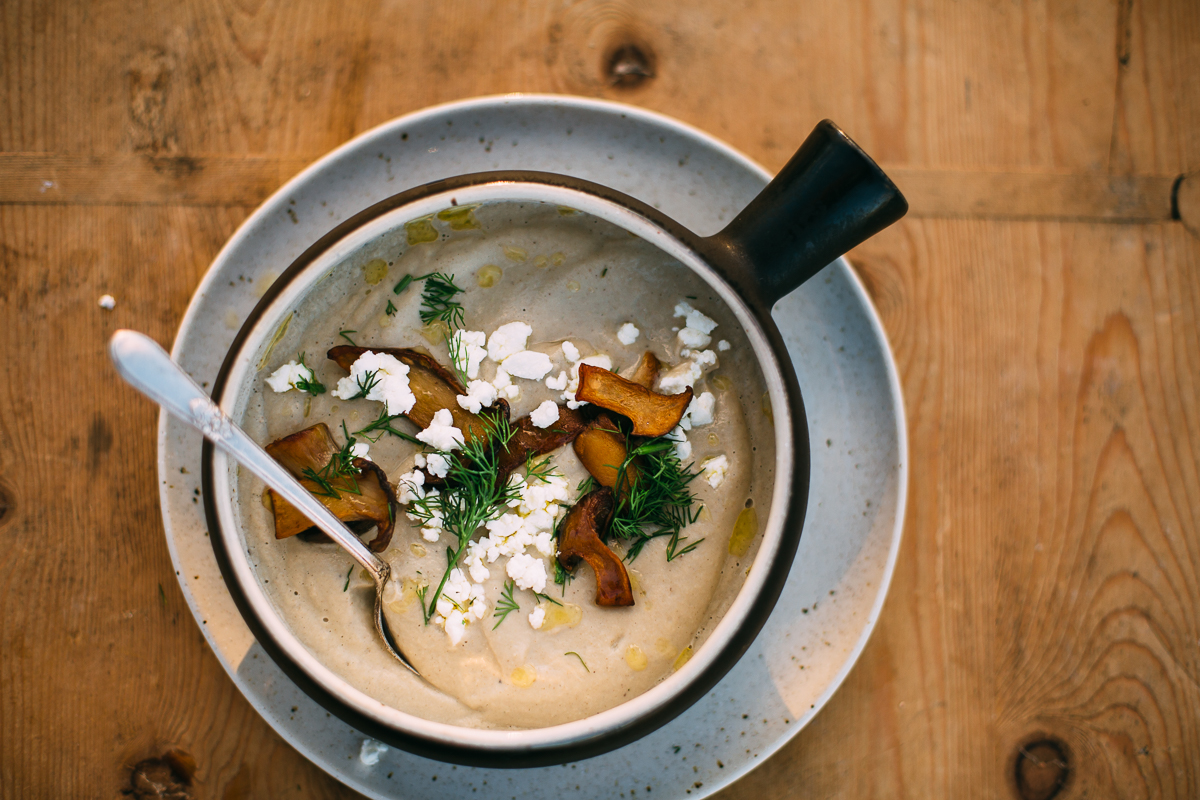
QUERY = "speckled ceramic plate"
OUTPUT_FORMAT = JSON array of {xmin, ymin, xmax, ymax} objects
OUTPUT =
[{"xmin": 158, "ymin": 94, "xmax": 906, "ymax": 799}]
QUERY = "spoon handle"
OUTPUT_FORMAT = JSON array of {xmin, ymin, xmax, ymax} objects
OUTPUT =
[{"xmin": 108, "ymin": 329, "xmax": 388, "ymax": 582}]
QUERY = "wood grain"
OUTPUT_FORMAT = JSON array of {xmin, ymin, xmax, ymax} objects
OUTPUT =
[{"xmin": 2, "ymin": 0, "xmax": 1200, "ymax": 798}]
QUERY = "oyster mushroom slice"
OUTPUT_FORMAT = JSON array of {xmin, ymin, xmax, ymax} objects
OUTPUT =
[
  {"xmin": 327, "ymin": 345, "xmax": 504, "ymax": 444},
  {"xmin": 622, "ymin": 351, "xmax": 662, "ymax": 389},
  {"xmin": 575, "ymin": 363, "xmax": 692, "ymax": 437},
  {"xmin": 496, "ymin": 404, "xmax": 591, "ymax": 482},
  {"xmin": 556, "ymin": 487, "xmax": 634, "ymax": 607},
  {"xmin": 265, "ymin": 423, "xmax": 398, "ymax": 552},
  {"xmin": 573, "ymin": 413, "xmax": 638, "ymax": 493}
]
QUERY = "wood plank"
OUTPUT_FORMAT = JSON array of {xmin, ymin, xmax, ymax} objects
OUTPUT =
[{"xmin": 0, "ymin": 152, "xmax": 1182, "ymax": 224}]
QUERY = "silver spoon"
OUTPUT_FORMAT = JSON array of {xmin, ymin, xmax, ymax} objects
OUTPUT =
[{"xmin": 108, "ymin": 329, "xmax": 418, "ymax": 675}]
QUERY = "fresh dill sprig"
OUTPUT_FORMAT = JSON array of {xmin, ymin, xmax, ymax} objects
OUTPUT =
[
  {"xmin": 300, "ymin": 422, "xmax": 362, "ymax": 500},
  {"xmin": 355, "ymin": 408, "xmax": 423, "ymax": 445},
  {"xmin": 392, "ymin": 273, "xmax": 418, "ymax": 295},
  {"xmin": 492, "ymin": 580, "xmax": 520, "ymax": 629},
  {"xmin": 403, "ymin": 413, "xmax": 551, "ymax": 622},
  {"xmin": 607, "ymin": 426, "xmax": 705, "ymax": 562},
  {"xmin": 384, "ymin": 299, "xmax": 397, "ymax": 316},
  {"xmin": 417, "ymin": 272, "xmax": 465, "ymax": 330},
  {"xmin": 338, "ymin": 329, "xmax": 358, "ymax": 346},
  {"xmin": 343, "ymin": 565, "xmax": 353, "ymax": 592},
  {"xmin": 532, "ymin": 591, "xmax": 562, "ymax": 607},
  {"xmin": 565, "ymin": 651, "xmax": 590, "ymax": 672},
  {"xmin": 293, "ymin": 352, "xmax": 326, "ymax": 396},
  {"xmin": 346, "ymin": 369, "xmax": 381, "ymax": 401}
]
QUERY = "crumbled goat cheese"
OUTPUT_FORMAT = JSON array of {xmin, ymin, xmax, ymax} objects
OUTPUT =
[
  {"xmin": 718, "ymin": 339, "xmax": 731, "ymax": 352},
  {"xmin": 415, "ymin": 408, "xmax": 465, "ymax": 451},
  {"xmin": 396, "ymin": 469, "xmax": 445, "ymax": 541},
  {"xmin": 491, "ymin": 368, "xmax": 520, "ymax": 399},
  {"xmin": 665, "ymin": 425, "xmax": 692, "ymax": 461},
  {"xmin": 359, "ymin": 739, "xmax": 388, "ymax": 766},
  {"xmin": 266, "ymin": 360, "xmax": 316, "ymax": 393},
  {"xmin": 331, "ymin": 351, "xmax": 416, "ymax": 416},
  {"xmin": 457, "ymin": 379, "xmax": 498, "ymax": 413},
  {"xmin": 530, "ymin": 400, "xmax": 560, "ymax": 428},
  {"xmin": 461, "ymin": 470, "xmax": 570, "ymax": 587},
  {"xmin": 487, "ymin": 321, "xmax": 533, "ymax": 362},
  {"xmin": 545, "ymin": 370, "xmax": 568, "ymax": 391},
  {"xmin": 433, "ymin": 569, "xmax": 486, "ymax": 645},
  {"xmin": 507, "ymin": 552, "xmax": 548, "ymax": 593},
  {"xmin": 701, "ymin": 454, "xmax": 730, "ymax": 488},
  {"xmin": 561, "ymin": 340, "xmax": 581, "ymax": 363},
  {"xmin": 98, "ymin": 294, "xmax": 116, "ymax": 310},
  {"xmin": 680, "ymin": 391, "xmax": 716, "ymax": 430},
  {"xmin": 529, "ymin": 606, "xmax": 546, "ymax": 629},
  {"xmin": 425, "ymin": 453, "xmax": 451, "ymax": 478},
  {"xmin": 658, "ymin": 349, "xmax": 718, "ymax": 394},
  {"xmin": 349, "ymin": 441, "xmax": 370, "ymax": 460},
  {"xmin": 502, "ymin": 350, "xmax": 553, "ymax": 380},
  {"xmin": 617, "ymin": 322, "xmax": 640, "ymax": 345},
  {"xmin": 674, "ymin": 301, "xmax": 718, "ymax": 350},
  {"xmin": 451, "ymin": 330, "xmax": 487, "ymax": 379}
]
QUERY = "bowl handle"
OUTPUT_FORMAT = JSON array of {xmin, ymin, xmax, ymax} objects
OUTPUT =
[{"xmin": 702, "ymin": 120, "xmax": 908, "ymax": 309}]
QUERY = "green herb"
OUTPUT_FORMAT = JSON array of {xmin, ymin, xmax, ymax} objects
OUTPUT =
[
  {"xmin": 356, "ymin": 408, "xmax": 423, "ymax": 445},
  {"xmin": 492, "ymin": 580, "xmax": 520, "ymax": 629},
  {"xmin": 600, "ymin": 267, "xmax": 608, "ymax": 277},
  {"xmin": 533, "ymin": 591, "xmax": 562, "ymax": 607},
  {"xmin": 384, "ymin": 299, "xmax": 397, "ymax": 316},
  {"xmin": 346, "ymin": 369, "xmax": 381, "ymax": 401},
  {"xmin": 292, "ymin": 352, "xmax": 326, "ymax": 396},
  {"xmin": 417, "ymin": 272, "xmax": 465, "ymax": 330},
  {"xmin": 392, "ymin": 273, "xmax": 418, "ymax": 295},
  {"xmin": 415, "ymin": 583, "xmax": 429, "ymax": 617},
  {"xmin": 338, "ymin": 329, "xmax": 358, "ymax": 346},
  {"xmin": 685, "ymin": 295, "xmax": 697, "ymax": 300},
  {"xmin": 403, "ymin": 414, "xmax": 547, "ymax": 622},
  {"xmin": 343, "ymin": 565, "xmax": 353, "ymax": 591},
  {"xmin": 606, "ymin": 426, "xmax": 705, "ymax": 562},
  {"xmin": 551, "ymin": 549, "xmax": 573, "ymax": 593},
  {"xmin": 300, "ymin": 422, "xmax": 362, "ymax": 500},
  {"xmin": 565, "ymin": 651, "xmax": 590, "ymax": 672}
]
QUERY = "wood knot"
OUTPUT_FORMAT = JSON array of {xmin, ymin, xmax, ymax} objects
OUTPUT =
[
  {"xmin": 1013, "ymin": 737, "xmax": 1070, "ymax": 800},
  {"xmin": 0, "ymin": 476, "xmax": 14, "ymax": 528},
  {"xmin": 606, "ymin": 42, "xmax": 655, "ymax": 88},
  {"xmin": 123, "ymin": 749, "xmax": 196, "ymax": 800}
]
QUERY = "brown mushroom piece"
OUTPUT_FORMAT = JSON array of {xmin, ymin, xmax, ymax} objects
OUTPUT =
[
  {"xmin": 264, "ymin": 423, "xmax": 398, "ymax": 552},
  {"xmin": 327, "ymin": 345, "xmax": 506, "ymax": 443},
  {"xmin": 622, "ymin": 350, "xmax": 662, "ymax": 389},
  {"xmin": 573, "ymin": 413, "xmax": 638, "ymax": 493},
  {"xmin": 556, "ymin": 487, "xmax": 634, "ymax": 607},
  {"xmin": 495, "ymin": 403, "xmax": 591, "ymax": 482},
  {"xmin": 575, "ymin": 363, "xmax": 692, "ymax": 437}
]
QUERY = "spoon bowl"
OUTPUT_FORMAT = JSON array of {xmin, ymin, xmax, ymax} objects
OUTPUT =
[{"xmin": 107, "ymin": 329, "xmax": 418, "ymax": 675}]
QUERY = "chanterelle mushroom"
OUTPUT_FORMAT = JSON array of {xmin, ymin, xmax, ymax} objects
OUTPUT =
[
  {"xmin": 265, "ymin": 423, "xmax": 397, "ymax": 552},
  {"xmin": 556, "ymin": 487, "xmax": 634, "ymax": 607},
  {"xmin": 575, "ymin": 363, "xmax": 692, "ymax": 437}
]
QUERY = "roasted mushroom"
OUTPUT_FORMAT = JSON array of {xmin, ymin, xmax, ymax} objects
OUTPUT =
[
  {"xmin": 327, "ymin": 345, "xmax": 506, "ymax": 443},
  {"xmin": 265, "ymin": 423, "xmax": 398, "ymax": 552},
  {"xmin": 496, "ymin": 403, "xmax": 591, "ymax": 481},
  {"xmin": 623, "ymin": 351, "xmax": 662, "ymax": 389},
  {"xmin": 556, "ymin": 487, "xmax": 634, "ymax": 607},
  {"xmin": 573, "ymin": 413, "xmax": 637, "ymax": 493},
  {"xmin": 575, "ymin": 363, "xmax": 692, "ymax": 437}
]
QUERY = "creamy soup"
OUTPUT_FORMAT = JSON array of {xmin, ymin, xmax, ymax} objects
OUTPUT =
[{"xmin": 233, "ymin": 201, "xmax": 774, "ymax": 729}]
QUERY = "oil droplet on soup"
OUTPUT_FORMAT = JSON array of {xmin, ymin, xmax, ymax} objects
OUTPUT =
[
  {"xmin": 476, "ymin": 264, "xmax": 503, "ymax": 287},
  {"xmin": 510, "ymin": 665, "xmax": 537, "ymax": 687},
  {"xmin": 533, "ymin": 254, "xmax": 549, "ymax": 268},
  {"xmin": 566, "ymin": 280, "xmax": 580, "ymax": 292},
  {"xmin": 711, "ymin": 374, "xmax": 733, "ymax": 391},
  {"xmin": 436, "ymin": 204, "xmax": 481, "ymax": 230},
  {"xmin": 502, "ymin": 245, "xmax": 527, "ymax": 262},
  {"xmin": 625, "ymin": 644, "xmax": 648, "ymax": 671},
  {"xmin": 729, "ymin": 506, "xmax": 758, "ymax": 557},
  {"xmin": 405, "ymin": 216, "xmax": 438, "ymax": 245},
  {"xmin": 361, "ymin": 258, "xmax": 388, "ymax": 285},
  {"xmin": 673, "ymin": 646, "xmax": 693, "ymax": 671},
  {"xmin": 540, "ymin": 602, "xmax": 583, "ymax": 631},
  {"xmin": 409, "ymin": 542, "xmax": 427, "ymax": 558}
]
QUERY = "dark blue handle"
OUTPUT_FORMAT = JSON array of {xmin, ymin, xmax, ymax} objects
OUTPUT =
[{"xmin": 702, "ymin": 120, "xmax": 908, "ymax": 309}]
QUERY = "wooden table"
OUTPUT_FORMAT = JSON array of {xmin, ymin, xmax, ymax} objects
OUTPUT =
[{"xmin": 3, "ymin": 1, "xmax": 1198, "ymax": 797}]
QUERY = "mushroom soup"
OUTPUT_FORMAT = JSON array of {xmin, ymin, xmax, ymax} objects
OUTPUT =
[{"xmin": 233, "ymin": 201, "xmax": 775, "ymax": 728}]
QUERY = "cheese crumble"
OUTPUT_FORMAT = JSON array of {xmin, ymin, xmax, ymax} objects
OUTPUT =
[
  {"xmin": 331, "ymin": 351, "xmax": 416, "ymax": 416},
  {"xmin": 266, "ymin": 360, "xmax": 316, "ymax": 393}
]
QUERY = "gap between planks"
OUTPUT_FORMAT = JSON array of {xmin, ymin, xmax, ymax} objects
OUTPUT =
[{"xmin": 0, "ymin": 152, "xmax": 1186, "ymax": 224}]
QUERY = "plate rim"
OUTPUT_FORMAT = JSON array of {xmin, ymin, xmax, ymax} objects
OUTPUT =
[{"xmin": 156, "ymin": 92, "xmax": 908, "ymax": 797}]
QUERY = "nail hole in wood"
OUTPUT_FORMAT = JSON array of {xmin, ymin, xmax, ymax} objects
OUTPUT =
[
  {"xmin": 606, "ymin": 42, "xmax": 655, "ymax": 88},
  {"xmin": 1013, "ymin": 737, "xmax": 1070, "ymax": 800}
]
